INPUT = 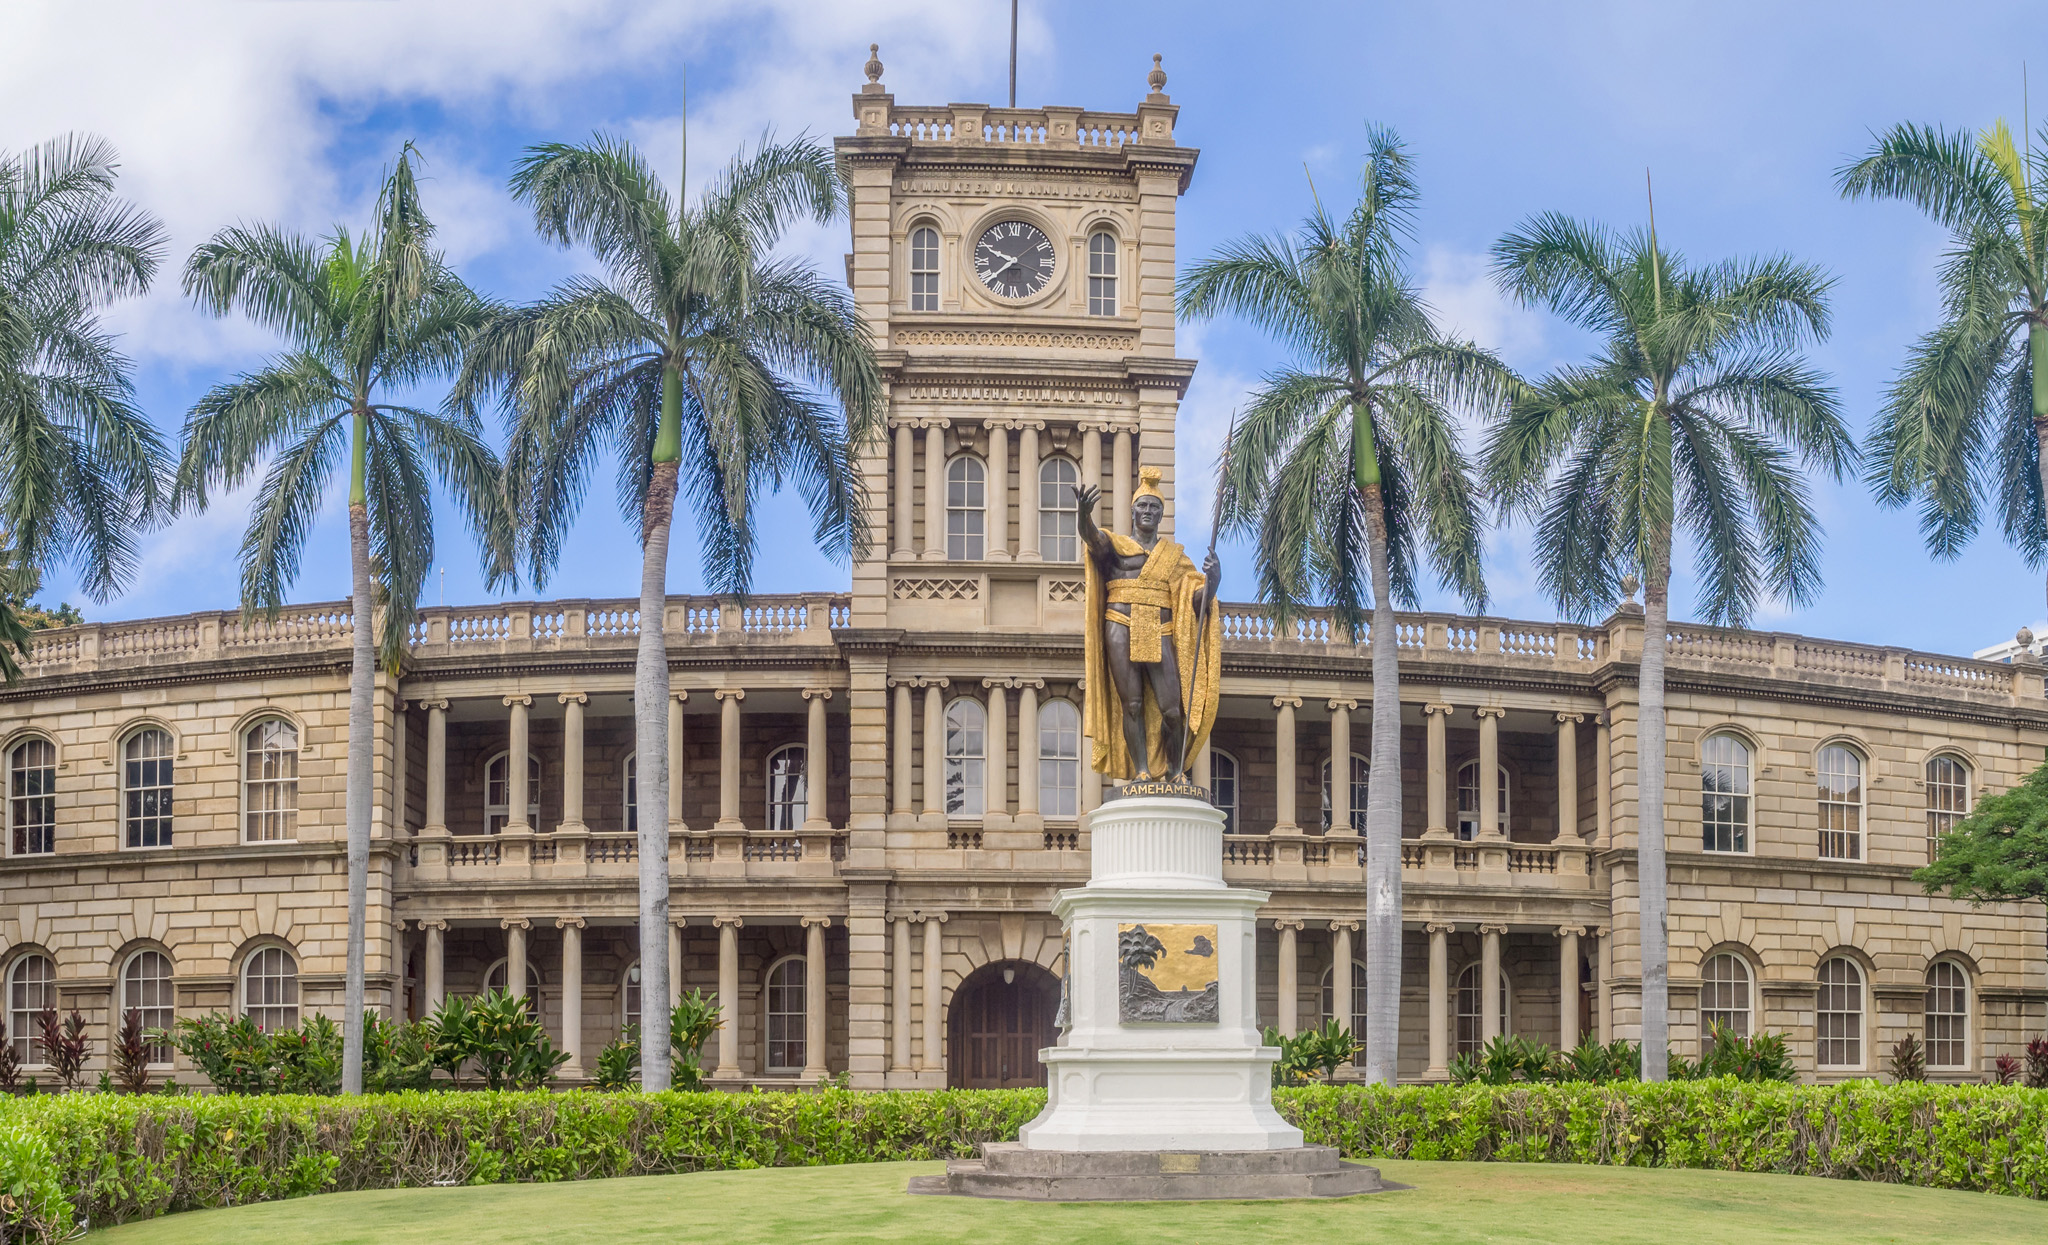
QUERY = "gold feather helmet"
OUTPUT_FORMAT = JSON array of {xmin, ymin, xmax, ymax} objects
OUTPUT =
[{"xmin": 1134, "ymin": 465, "xmax": 1164, "ymax": 503}]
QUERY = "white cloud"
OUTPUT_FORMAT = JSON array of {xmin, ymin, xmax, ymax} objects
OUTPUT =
[{"xmin": 1418, "ymin": 245, "xmax": 1547, "ymax": 367}]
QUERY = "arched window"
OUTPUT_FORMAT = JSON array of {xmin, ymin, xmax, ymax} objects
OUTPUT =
[
  {"xmin": 1039, "ymin": 458, "xmax": 1080, "ymax": 561},
  {"xmin": 1319, "ymin": 959, "xmax": 1367, "ymax": 1039},
  {"xmin": 1320, "ymin": 754, "xmax": 1368, "ymax": 833},
  {"xmin": 765, "ymin": 956, "xmax": 807, "ymax": 1074},
  {"xmin": 1923, "ymin": 961, "xmax": 1969, "ymax": 1070},
  {"xmin": 944, "ymin": 698, "xmax": 986, "ymax": 818},
  {"xmin": 1210, "ymin": 749, "xmax": 1239, "ymax": 834},
  {"xmin": 624, "ymin": 753, "xmax": 638, "ymax": 835},
  {"xmin": 123, "ymin": 728, "xmax": 174, "ymax": 849},
  {"xmin": 1087, "ymin": 230, "xmax": 1118, "ymax": 315},
  {"xmin": 121, "ymin": 950, "xmax": 174, "ymax": 1065},
  {"xmin": 1816, "ymin": 957, "xmax": 1864, "ymax": 1068},
  {"xmin": 1817, "ymin": 746, "xmax": 1864, "ymax": 860},
  {"xmin": 946, "ymin": 457, "xmax": 985, "ymax": 560},
  {"xmin": 768, "ymin": 744, "xmax": 807, "ymax": 831},
  {"xmin": 7, "ymin": 954, "xmax": 54, "ymax": 1064},
  {"xmin": 1454, "ymin": 963, "xmax": 1510, "ymax": 1055},
  {"xmin": 622, "ymin": 961, "xmax": 642, "ymax": 1035},
  {"xmin": 1925, "ymin": 754, "xmax": 1971, "ymax": 861},
  {"xmin": 8, "ymin": 738, "xmax": 55, "ymax": 856},
  {"xmin": 1455, "ymin": 761, "xmax": 1509, "ymax": 842},
  {"xmin": 1699, "ymin": 953, "xmax": 1752, "ymax": 1039},
  {"xmin": 909, "ymin": 225, "xmax": 940, "ymax": 311},
  {"xmin": 242, "ymin": 946, "xmax": 299, "ymax": 1032},
  {"xmin": 1701, "ymin": 734, "xmax": 1751, "ymax": 853},
  {"xmin": 243, "ymin": 718, "xmax": 299, "ymax": 842},
  {"xmin": 483, "ymin": 960, "xmax": 544, "ymax": 1013},
  {"xmin": 1039, "ymin": 699, "xmax": 1081, "ymax": 818},
  {"xmin": 484, "ymin": 752, "xmax": 541, "ymax": 835}
]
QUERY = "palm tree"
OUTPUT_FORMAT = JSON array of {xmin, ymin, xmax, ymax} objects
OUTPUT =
[
  {"xmin": 1178, "ymin": 128, "xmax": 1517, "ymax": 1087},
  {"xmin": 1486, "ymin": 213, "xmax": 1849, "ymax": 1079},
  {"xmin": 176, "ymin": 146, "xmax": 509, "ymax": 1095},
  {"xmin": 458, "ymin": 131, "xmax": 881, "ymax": 1089},
  {"xmin": 1838, "ymin": 120, "xmax": 2048, "ymax": 611},
  {"xmin": 0, "ymin": 134, "xmax": 173, "ymax": 669}
]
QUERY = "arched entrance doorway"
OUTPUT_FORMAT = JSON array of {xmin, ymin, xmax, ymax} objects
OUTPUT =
[{"xmin": 948, "ymin": 960, "xmax": 1060, "ymax": 1089}]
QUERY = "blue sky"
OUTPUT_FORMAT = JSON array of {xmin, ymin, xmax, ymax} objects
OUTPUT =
[{"xmin": 3, "ymin": 0, "xmax": 2042, "ymax": 657}]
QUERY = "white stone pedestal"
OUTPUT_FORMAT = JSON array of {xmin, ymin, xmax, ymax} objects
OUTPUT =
[{"xmin": 1017, "ymin": 794, "xmax": 1302, "ymax": 1152}]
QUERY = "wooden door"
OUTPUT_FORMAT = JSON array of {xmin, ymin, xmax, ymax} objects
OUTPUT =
[{"xmin": 953, "ymin": 968, "xmax": 1056, "ymax": 1088}]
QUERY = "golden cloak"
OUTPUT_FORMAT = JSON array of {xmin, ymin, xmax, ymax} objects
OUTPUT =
[{"xmin": 1083, "ymin": 531, "xmax": 1224, "ymax": 780}]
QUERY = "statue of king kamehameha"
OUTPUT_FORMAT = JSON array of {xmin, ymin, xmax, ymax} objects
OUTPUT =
[{"xmin": 1076, "ymin": 466, "xmax": 1223, "ymax": 783}]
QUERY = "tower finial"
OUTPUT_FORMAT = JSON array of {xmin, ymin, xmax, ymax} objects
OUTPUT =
[
  {"xmin": 864, "ymin": 43, "xmax": 884, "ymax": 86},
  {"xmin": 1147, "ymin": 54, "xmax": 1167, "ymax": 96}
]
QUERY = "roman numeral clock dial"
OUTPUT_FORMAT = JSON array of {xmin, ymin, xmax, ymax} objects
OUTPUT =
[{"xmin": 973, "ymin": 220, "xmax": 1054, "ymax": 299}]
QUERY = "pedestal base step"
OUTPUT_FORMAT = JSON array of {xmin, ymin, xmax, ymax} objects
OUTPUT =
[{"xmin": 906, "ymin": 1143, "xmax": 1392, "ymax": 1202}]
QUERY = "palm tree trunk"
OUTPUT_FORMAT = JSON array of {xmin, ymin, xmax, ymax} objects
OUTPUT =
[
  {"xmin": 636, "ymin": 457, "xmax": 678, "ymax": 1091},
  {"xmin": 2032, "ymin": 322, "xmax": 2048, "ymax": 618},
  {"xmin": 340, "ymin": 500, "xmax": 374, "ymax": 1095},
  {"xmin": 1359, "ymin": 484, "xmax": 1402, "ymax": 1087},
  {"xmin": 1637, "ymin": 541, "xmax": 1673, "ymax": 1082}
]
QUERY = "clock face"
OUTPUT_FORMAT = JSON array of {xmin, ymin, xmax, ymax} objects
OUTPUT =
[{"xmin": 973, "ymin": 220, "xmax": 1055, "ymax": 299}]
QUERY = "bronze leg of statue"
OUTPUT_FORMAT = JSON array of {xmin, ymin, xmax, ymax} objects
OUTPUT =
[
  {"xmin": 1146, "ymin": 634, "xmax": 1186, "ymax": 778},
  {"xmin": 1105, "ymin": 620, "xmax": 1151, "ymax": 777}
]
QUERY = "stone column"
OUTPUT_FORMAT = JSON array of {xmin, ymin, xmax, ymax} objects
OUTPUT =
[
  {"xmin": 1476, "ymin": 707, "xmax": 1504, "ymax": 839},
  {"xmin": 802, "ymin": 917, "xmax": 830, "ymax": 1079},
  {"xmin": 891, "ymin": 916, "xmax": 913, "ymax": 1073},
  {"xmin": 1480, "ymin": 923, "xmax": 1506, "ymax": 1042},
  {"xmin": 1327, "ymin": 698, "xmax": 1356, "ymax": 835},
  {"xmin": 669, "ymin": 919, "xmax": 685, "ymax": 1008},
  {"xmin": 1557, "ymin": 925, "xmax": 1583, "ymax": 1049},
  {"xmin": 1595, "ymin": 926, "xmax": 1612, "ymax": 1044},
  {"xmin": 1016, "ymin": 422, "xmax": 1043, "ymax": 561},
  {"xmin": 1556, "ymin": 713, "xmax": 1581, "ymax": 841},
  {"xmin": 1276, "ymin": 919, "xmax": 1303, "ymax": 1036},
  {"xmin": 1426, "ymin": 922, "xmax": 1453, "ymax": 1078},
  {"xmin": 559, "ymin": 693, "xmax": 587, "ymax": 831},
  {"xmin": 1594, "ymin": 715, "xmax": 1613, "ymax": 847},
  {"xmin": 423, "ymin": 699, "xmax": 449, "ymax": 833},
  {"xmin": 423, "ymin": 919, "xmax": 447, "ymax": 1011},
  {"xmin": 557, "ymin": 917, "xmax": 585, "ymax": 1074},
  {"xmin": 1329, "ymin": 920, "xmax": 1358, "ymax": 1056},
  {"xmin": 982, "ymin": 680, "xmax": 1008, "ymax": 817},
  {"xmin": 714, "ymin": 916, "xmax": 743, "ymax": 1078},
  {"xmin": 503, "ymin": 917, "xmax": 530, "ymax": 1000},
  {"xmin": 669, "ymin": 691, "xmax": 688, "ymax": 829},
  {"xmin": 921, "ymin": 420, "xmax": 948, "ymax": 560},
  {"xmin": 1081, "ymin": 426, "xmax": 1103, "ymax": 512},
  {"xmin": 715, "ymin": 689, "xmax": 745, "ymax": 830},
  {"xmin": 891, "ymin": 681, "xmax": 914, "ymax": 813},
  {"xmin": 921, "ymin": 681, "xmax": 947, "ymax": 818},
  {"xmin": 803, "ymin": 689, "xmax": 832, "ymax": 829},
  {"xmin": 921, "ymin": 914, "xmax": 945, "ymax": 1074},
  {"xmin": 1016, "ymin": 682, "xmax": 1041, "ymax": 817},
  {"xmin": 504, "ymin": 695, "xmax": 532, "ymax": 833},
  {"xmin": 1111, "ymin": 429, "xmax": 1134, "ymax": 535},
  {"xmin": 986, "ymin": 421, "xmax": 1010, "ymax": 560},
  {"xmin": 393, "ymin": 698, "xmax": 410, "ymax": 834},
  {"xmin": 1423, "ymin": 703, "xmax": 1451, "ymax": 838},
  {"xmin": 1272, "ymin": 697, "xmax": 1302, "ymax": 833},
  {"xmin": 1192, "ymin": 739, "xmax": 1211, "ymax": 790},
  {"xmin": 893, "ymin": 423, "xmax": 915, "ymax": 557}
]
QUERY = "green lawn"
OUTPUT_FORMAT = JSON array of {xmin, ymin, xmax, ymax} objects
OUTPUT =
[{"xmin": 88, "ymin": 1160, "xmax": 2047, "ymax": 1244}]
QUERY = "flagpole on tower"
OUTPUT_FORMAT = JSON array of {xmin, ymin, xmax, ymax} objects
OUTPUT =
[{"xmin": 1009, "ymin": 0, "xmax": 1018, "ymax": 107}]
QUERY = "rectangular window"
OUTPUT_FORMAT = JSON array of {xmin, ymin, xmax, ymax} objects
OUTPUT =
[
  {"xmin": 1817, "ymin": 747, "xmax": 1862, "ymax": 861},
  {"xmin": 124, "ymin": 731, "xmax": 174, "ymax": 849},
  {"xmin": 1925, "ymin": 755, "xmax": 1969, "ymax": 862},
  {"xmin": 909, "ymin": 227, "xmax": 940, "ymax": 312},
  {"xmin": 1087, "ymin": 232, "xmax": 1117, "ymax": 316},
  {"xmin": 1700, "ymin": 735, "xmax": 1750, "ymax": 853},
  {"xmin": 946, "ymin": 465, "xmax": 985, "ymax": 561},
  {"xmin": 9, "ymin": 740, "xmax": 55, "ymax": 856}
]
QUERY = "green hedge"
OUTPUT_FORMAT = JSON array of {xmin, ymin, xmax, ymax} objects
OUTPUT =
[{"xmin": 0, "ymin": 1083, "xmax": 2043, "ymax": 1241}]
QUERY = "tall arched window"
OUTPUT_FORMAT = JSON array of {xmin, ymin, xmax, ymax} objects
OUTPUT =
[
  {"xmin": 624, "ymin": 753, "xmax": 638, "ymax": 834},
  {"xmin": 243, "ymin": 718, "xmax": 299, "ymax": 842},
  {"xmin": 1923, "ymin": 961, "xmax": 1969, "ymax": 1070},
  {"xmin": 1319, "ymin": 960, "xmax": 1367, "ymax": 1039},
  {"xmin": 1817, "ymin": 745, "xmax": 1864, "ymax": 860},
  {"xmin": 622, "ymin": 961, "xmax": 642, "ymax": 1034},
  {"xmin": 243, "ymin": 946, "xmax": 299, "ymax": 1032},
  {"xmin": 1455, "ymin": 761, "xmax": 1509, "ymax": 841},
  {"xmin": 7, "ymin": 954, "xmax": 54, "ymax": 1064},
  {"xmin": 1087, "ymin": 230, "xmax": 1118, "ymax": 315},
  {"xmin": 123, "ymin": 728, "xmax": 174, "ymax": 849},
  {"xmin": 1320, "ymin": 754, "xmax": 1368, "ymax": 832},
  {"xmin": 1698, "ymin": 953, "xmax": 1753, "ymax": 1038},
  {"xmin": 768, "ymin": 744, "xmax": 807, "ymax": 831},
  {"xmin": 946, "ymin": 457, "xmax": 985, "ymax": 560},
  {"xmin": 1925, "ymin": 754, "xmax": 1971, "ymax": 861},
  {"xmin": 1039, "ymin": 458, "xmax": 1080, "ymax": 561},
  {"xmin": 1816, "ymin": 957, "xmax": 1864, "ymax": 1068},
  {"xmin": 122, "ymin": 950, "xmax": 174, "ymax": 1065},
  {"xmin": 1701, "ymin": 733, "xmax": 1751, "ymax": 853},
  {"xmin": 944, "ymin": 698, "xmax": 986, "ymax": 817},
  {"xmin": 909, "ymin": 225, "xmax": 940, "ymax": 311},
  {"xmin": 1039, "ymin": 699, "xmax": 1081, "ymax": 818},
  {"xmin": 484, "ymin": 752, "xmax": 542, "ymax": 835},
  {"xmin": 1454, "ymin": 963, "xmax": 1510, "ymax": 1055},
  {"xmin": 8, "ymin": 738, "xmax": 55, "ymax": 856},
  {"xmin": 483, "ymin": 960, "xmax": 544, "ymax": 1013},
  {"xmin": 765, "ymin": 956, "xmax": 807, "ymax": 1074},
  {"xmin": 1210, "ymin": 749, "xmax": 1239, "ymax": 834}
]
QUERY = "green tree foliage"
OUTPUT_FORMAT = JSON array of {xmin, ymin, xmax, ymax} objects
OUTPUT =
[{"xmin": 1916, "ymin": 757, "xmax": 2048, "ymax": 1007}]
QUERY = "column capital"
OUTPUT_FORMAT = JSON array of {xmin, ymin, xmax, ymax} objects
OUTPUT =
[
  {"xmin": 1554, "ymin": 711, "xmax": 1584, "ymax": 724},
  {"xmin": 893, "ymin": 675, "xmax": 949, "ymax": 690},
  {"xmin": 419, "ymin": 918, "xmax": 449, "ymax": 932},
  {"xmin": 983, "ymin": 418, "xmax": 1019, "ymax": 432},
  {"xmin": 913, "ymin": 910, "xmax": 948, "ymax": 924},
  {"xmin": 558, "ymin": 691, "xmax": 588, "ymax": 706},
  {"xmin": 1593, "ymin": 925, "xmax": 1610, "ymax": 938},
  {"xmin": 1012, "ymin": 677, "xmax": 1046, "ymax": 691},
  {"xmin": 555, "ymin": 916, "xmax": 586, "ymax": 931},
  {"xmin": 1015, "ymin": 418, "xmax": 1047, "ymax": 433},
  {"xmin": 669, "ymin": 915, "xmax": 689, "ymax": 930},
  {"xmin": 417, "ymin": 697, "xmax": 450, "ymax": 712},
  {"xmin": 714, "ymin": 688, "xmax": 746, "ymax": 702},
  {"xmin": 1477, "ymin": 922, "xmax": 1509, "ymax": 936},
  {"xmin": 1327, "ymin": 919, "xmax": 1360, "ymax": 934},
  {"xmin": 1271, "ymin": 695, "xmax": 1303, "ymax": 710},
  {"xmin": 802, "ymin": 687, "xmax": 834, "ymax": 701},
  {"xmin": 1554, "ymin": 924, "xmax": 1587, "ymax": 938},
  {"xmin": 982, "ymin": 676, "xmax": 1023, "ymax": 690},
  {"xmin": 1326, "ymin": 697, "xmax": 1359, "ymax": 712},
  {"xmin": 1424, "ymin": 921, "xmax": 1458, "ymax": 935},
  {"xmin": 1474, "ymin": 706, "xmax": 1506, "ymax": 721},
  {"xmin": 1422, "ymin": 702, "xmax": 1454, "ymax": 718},
  {"xmin": 908, "ymin": 416, "xmax": 952, "ymax": 430},
  {"xmin": 713, "ymin": 915, "xmax": 746, "ymax": 930},
  {"xmin": 800, "ymin": 915, "xmax": 833, "ymax": 930},
  {"xmin": 501, "ymin": 916, "xmax": 532, "ymax": 932},
  {"xmin": 502, "ymin": 694, "xmax": 533, "ymax": 708},
  {"xmin": 1272, "ymin": 917, "xmax": 1306, "ymax": 933},
  {"xmin": 673, "ymin": 688, "xmax": 690, "ymax": 703}
]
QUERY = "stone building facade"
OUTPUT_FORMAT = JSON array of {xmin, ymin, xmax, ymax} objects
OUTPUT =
[{"xmin": 0, "ymin": 61, "xmax": 2041, "ymax": 1089}]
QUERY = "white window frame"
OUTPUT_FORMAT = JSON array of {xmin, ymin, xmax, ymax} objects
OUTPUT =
[
  {"xmin": 483, "ymin": 750, "xmax": 542, "ymax": 835},
  {"xmin": 1816, "ymin": 957, "xmax": 1865, "ymax": 1070},
  {"xmin": 1923, "ymin": 960, "xmax": 1970, "ymax": 1071},
  {"xmin": 1698, "ymin": 952, "xmax": 1753, "ymax": 1040},
  {"xmin": 1924, "ymin": 754, "xmax": 1971, "ymax": 862},
  {"xmin": 1701, "ymin": 733, "xmax": 1751, "ymax": 854},
  {"xmin": 764, "ymin": 954, "xmax": 807, "ymax": 1074},
  {"xmin": 242, "ymin": 718, "xmax": 300, "ymax": 843},
  {"xmin": 1455, "ymin": 761, "xmax": 1509, "ymax": 841},
  {"xmin": 120, "ymin": 949, "xmax": 175, "ymax": 1066},
  {"xmin": 945, "ymin": 456, "xmax": 986, "ymax": 560},
  {"xmin": 122, "ymin": 727, "xmax": 174, "ymax": 850},
  {"xmin": 8, "ymin": 737, "xmax": 55, "ymax": 857},
  {"xmin": 909, "ymin": 224, "xmax": 940, "ymax": 312},
  {"xmin": 1816, "ymin": 745, "xmax": 1864, "ymax": 861},
  {"xmin": 7, "ymin": 953, "xmax": 54, "ymax": 1066},
  {"xmin": 241, "ymin": 945, "xmax": 300, "ymax": 1033},
  {"xmin": 621, "ymin": 960, "xmax": 642, "ymax": 1035},
  {"xmin": 1038, "ymin": 458, "xmax": 1080, "ymax": 561},
  {"xmin": 1038, "ymin": 699, "xmax": 1081, "ymax": 820},
  {"xmin": 767, "ymin": 743, "xmax": 807, "ymax": 832},
  {"xmin": 1320, "ymin": 752, "xmax": 1368, "ymax": 833},
  {"xmin": 1454, "ymin": 962, "xmax": 1511, "ymax": 1055},
  {"xmin": 624, "ymin": 752, "xmax": 639, "ymax": 835},
  {"xmin": 1086, "ymin": 230, "xmax": 1118, "ymax": 316},
  {"xmin": 944, "ymin": 697, "xmax": 986, "ymax": 819},
  {"xmin": 1318, "ymin": 959, "xmax": 1368, "ymax": 1039},
  {"xmin": 1210, "ymin": 749, "xmax": 1240, "ymax": 834}
]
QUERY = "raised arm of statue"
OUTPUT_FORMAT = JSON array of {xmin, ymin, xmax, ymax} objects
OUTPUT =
[{"xmin": 1074, "ymin": 484, "xmax": 1111, "ymax": 559}]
